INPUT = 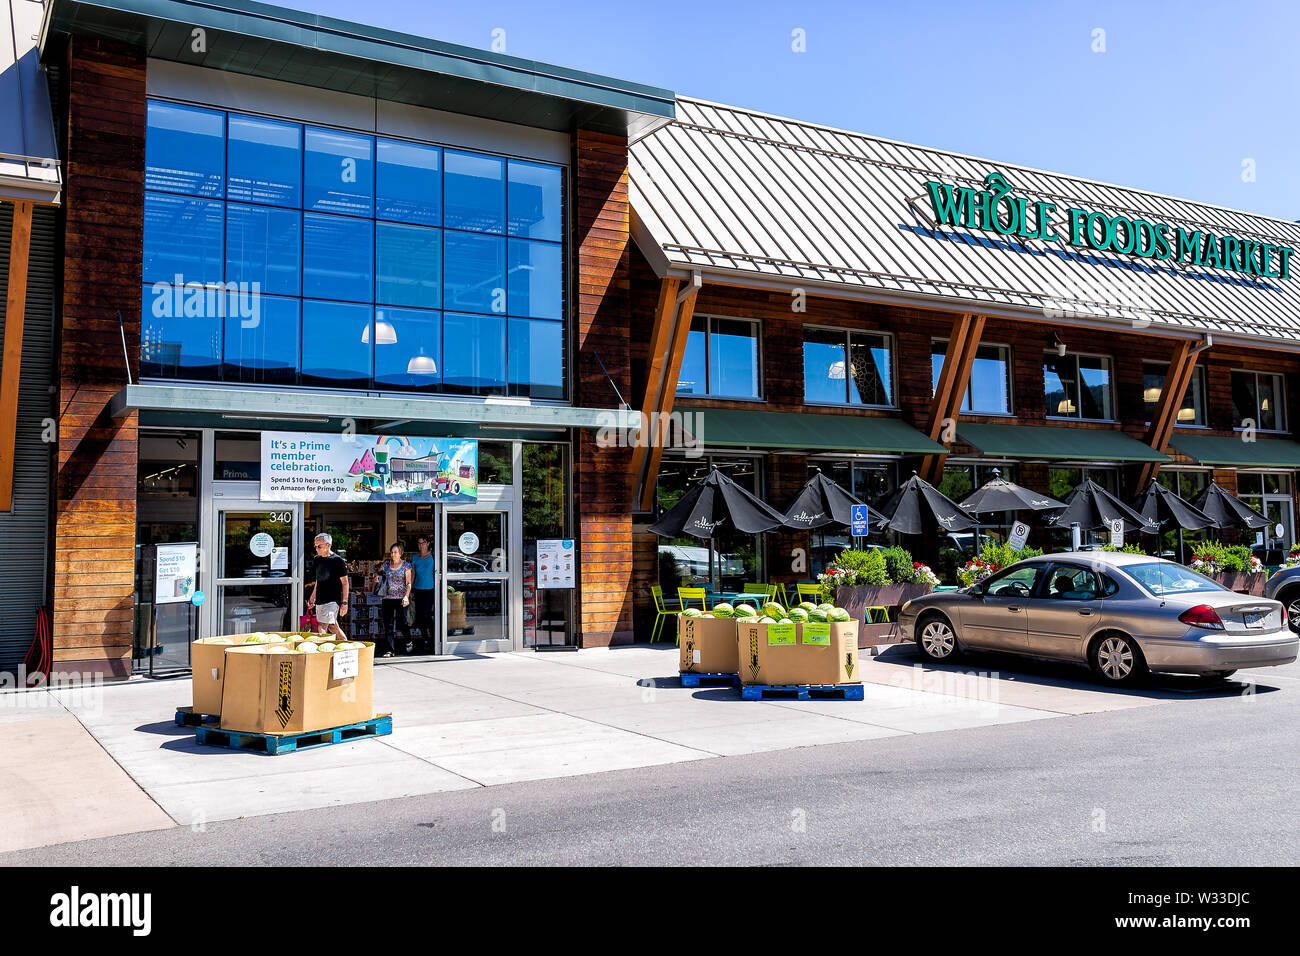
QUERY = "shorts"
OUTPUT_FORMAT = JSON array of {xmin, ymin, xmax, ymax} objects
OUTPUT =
[{"xmin": 315, "ymin": 602, "xmax": 340, "ymax": 625}]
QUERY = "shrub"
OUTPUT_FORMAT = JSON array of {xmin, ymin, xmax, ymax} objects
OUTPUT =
[
  {"xmin": 818, "ymin": 547, "xmax": 890, "ymax": 591},
  {"xmin": 1101, "ymin": 544, "xmax": 1147, "ymax": 555},
  {"xmin": 956, "ymin": 542, "xmax": 1044, "ymax": 588},
  {"xmin": 880, "ymin": 546, "xmax": 915, "ymax": 584},
  {"xmin": 1224, "ymin": 545, "xmax": 1253, "ymax": 572}
]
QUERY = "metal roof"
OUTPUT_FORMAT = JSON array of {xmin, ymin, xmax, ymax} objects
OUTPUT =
[
  {"xmin": 630, "ymin": 97, "xmax": 1300, "ymax": 348},
  {"xmin": 42, "ymin": 0, "xmax": 675, "ymax": 137},
  {"xmin": 2, "ymin": 0, "xmax": 62, "ymax": 203}
]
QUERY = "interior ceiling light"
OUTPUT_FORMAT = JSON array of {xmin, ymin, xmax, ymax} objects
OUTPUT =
[{"xmin": 406, "ymin": 348, "xmax": 437, "ymax": 376}]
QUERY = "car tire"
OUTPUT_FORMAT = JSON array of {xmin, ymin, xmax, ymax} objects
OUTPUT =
[
  {"xmin": 1276, "ymin": 586, "xmax": 1300, "ymax": 633},
  {"xmin": 1089, "ymin": 632, "xmax": 1148, "ymax": 686},
  {"xmin": 916, "ymin": 613, "xmax": 960, "ymax": 663}
]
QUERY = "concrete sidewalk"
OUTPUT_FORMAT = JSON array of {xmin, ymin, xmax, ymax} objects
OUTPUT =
[{"xmin": 2, "ymin": 642, "xmax": 1215, "ymax": 854}]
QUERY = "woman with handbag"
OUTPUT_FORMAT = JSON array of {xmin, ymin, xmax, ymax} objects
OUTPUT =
[{"xmin": 373, "ymin": 543, "xmax": 414, "ymax": 657}]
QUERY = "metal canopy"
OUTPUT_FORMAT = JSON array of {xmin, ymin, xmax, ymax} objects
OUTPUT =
[
  {"xmin": 42, "ymin": 0, "xmax": 676, "ymax": 137},
  {"xmin": 957, "ymin": 423, "xmax": 1170, "ymax": 463},
  {"xmin": 631, "ymin": 97, "xmax": 1300, "ymax": 346},
  {"xmin": 113, "ymin": 383, "xmax": 634, "ymax": 431},
  {"xmin": 1169, "ymin": 434, "xmax": 1300, "ymax": 469},
  {"xmin": 2, "ymin": 0, "xmax": 62, "ymax": 203},
  {"xmin": 672, "ymin": 406, "xmax": 945, "ymax": 455}
]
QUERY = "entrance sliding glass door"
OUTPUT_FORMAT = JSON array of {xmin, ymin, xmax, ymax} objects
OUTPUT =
[
  {"xmin": 443, "ymin": 507, "xmax": 512, "ymax": 650},
  {"xmin": 211, "ymin": 501, "xmax": 302, "ymax": 635}
]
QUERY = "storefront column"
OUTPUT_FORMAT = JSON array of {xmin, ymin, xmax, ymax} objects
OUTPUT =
[
  {"xmin": 51, "ymin": 36, "xmax": 147, "ymax": 681},
  {"xmin": 572, "ymin": 128, "xmax": 634, "ymax": 646},
  {"xmin": 766, "ymin": 454, "xmax": 808, "ymax": 585}
]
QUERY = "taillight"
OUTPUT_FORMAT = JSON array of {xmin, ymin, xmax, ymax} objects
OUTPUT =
[
  {"xmin": 1282, "ymin": 606, "xmax": 1289, "ymax": 627},
  {"xmin": 1178, "ymin": 605, "xmax": 1225, "ymax": 630}
]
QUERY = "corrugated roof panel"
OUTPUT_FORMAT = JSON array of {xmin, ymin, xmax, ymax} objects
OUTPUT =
[{"xmin": 635, "ymin": 96, "xmax": 1300, "ymax": 345}]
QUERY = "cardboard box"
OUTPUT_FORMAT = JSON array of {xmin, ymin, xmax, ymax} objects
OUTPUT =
[
  {"xmin": 218, "ymin": 641, "xmax": 375, "ymax": 734},
  {"xmin": 190, "ymin": 632, "xmax": 300, "ymax": 716},
  {"xmin": 678, "ymin": 616, "xmax": 740, "ymax": 674},
  {"xmin": 736, "ymin": 620, "xmax": 860, "ymax": 686}
]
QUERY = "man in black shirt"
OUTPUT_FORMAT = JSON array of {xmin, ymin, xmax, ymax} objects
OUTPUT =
[{"xmin": 307, "ymin": 532, "xmax": 350, "ymax": 640}]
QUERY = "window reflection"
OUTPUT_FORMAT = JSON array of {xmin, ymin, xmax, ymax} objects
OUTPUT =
[
  {"xmin": 301, "ymin": 300, "xmax": 372, "ymax": 387},
  {"xmin": 227, "ymin": 114, "xmax": 301, "ymax": 207},
  {"xmin": 145, "ymin": 102, "xmax": 224, "ymax": 197},
  {"xmin": 226, "ymin": 203, "xmax": 301, "ymax": 296},
  {"xmin": 444, "ymin": 232, "xmax": 506, "ymax": 314},
  {"xmin": 223, "ymin": 296, "xmax": 299, "ymax": 385},
  {"xmin": 303, "ymin": 213, "xmax": 373, "ymax": 301},
  {"xmin": 443, "ymin": 312, "xmax": 506, "ymax": 394},
  {"xmin": 377, "ymin": 139, "xmax": 441, "ymax": 226},
  {"xmin": 377, "ymin": 222, "xmax": 441, "ymax": 308},
  {"xmin": 305, "ymin": 127, "xmax": 374, "ymax": 216},
  {"xmin": 374, "ymin": 307, "xmax": 441, "ymax": 390},
  {"xmin": 445, "ymin": 150, "xmax": 505, "ymax": 234},
  {"xmin": 508, "ymin": 317, "xmax": 563, "ymax": 399},
  {"xmin": 144, "ymin": 193, "xmax": 224, "ymax": 284}
]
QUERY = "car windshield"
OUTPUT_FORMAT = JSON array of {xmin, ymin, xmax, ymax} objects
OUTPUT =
[{"xmin": 1125, "ymin": 562, "xmax": 1224, "ymax": 596}]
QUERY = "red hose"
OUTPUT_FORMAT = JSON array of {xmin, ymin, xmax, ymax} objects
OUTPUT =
[{"xmin": 23, "ymin": 605, "xmax": 52, "ymax": 686}]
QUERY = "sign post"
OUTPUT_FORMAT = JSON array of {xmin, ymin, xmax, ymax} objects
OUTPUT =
[
  {"xmin": 1008, "ymin": 521, "xmax": 1030, "ymax": 551},
  {"xmin": 851, "ymin": 505, "xmax": 871, "ymax": 538},
  {"xmin": 1108, "ymin": 518, "xmax": 1124, "ymax": 549}
]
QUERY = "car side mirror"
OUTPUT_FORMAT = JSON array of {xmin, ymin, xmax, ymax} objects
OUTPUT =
[{"xmin": 969, "ymin": 583, "xmax": 984, "ymax": 597}]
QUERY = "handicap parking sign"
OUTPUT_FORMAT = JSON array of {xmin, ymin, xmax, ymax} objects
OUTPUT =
[{"xmin": 851, "ymin": 504, "xmax": 871, "ymax": 536}]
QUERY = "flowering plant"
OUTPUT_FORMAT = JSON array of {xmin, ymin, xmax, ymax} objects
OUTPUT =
[
  {"xmin": 912, "ymin": 562, "xmax": 940, "ymax": 588},
  {"xmin": 956, "ymin": 542, "xmax": 1044, "ymax": 588}
]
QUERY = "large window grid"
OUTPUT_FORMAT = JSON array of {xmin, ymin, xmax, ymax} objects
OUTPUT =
[
  {"xmin": 676, "ymin": 315, "xmax": 762, "ymax": 399},
  {"xmin": 1044, "ymin": 351, "xmax": 1114, "ymax": 421},
  {"xmin": 1231, "ymin": 369, "xmax": 1287, "ymax": 433},
  {"xmin": 142, "ymin": 99, "xmax": 566, "ymax": 399},
  {"xmin": 931, "ymin": 340, "xmax": 1012, "ymax": 415}
]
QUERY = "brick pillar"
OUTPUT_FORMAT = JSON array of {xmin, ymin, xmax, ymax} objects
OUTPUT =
[
  {"xmin": 572, "ymin": 129, "xmax": 633, "ymax": 646},
  {"xmin": 52, "ymin": 37, "xmax": 146, "ymax": 681}
]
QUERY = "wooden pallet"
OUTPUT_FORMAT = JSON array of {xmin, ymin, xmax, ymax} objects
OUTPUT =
[
  {"xmin": 679, "ymin": 672, "xmax": 740, "ymax": 688},
  {"xmin": 194, "ymin": 714, "xmax": 393, "ymax": 755},
  {"xmin": 741, "ymin": 683, "xmax": 864, "ymax": 701},
  {"xmin": 174, "ymin": 706, "xmax": 220, "ymax": 727}
]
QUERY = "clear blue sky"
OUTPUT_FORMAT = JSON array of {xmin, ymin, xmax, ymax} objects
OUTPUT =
[{"xmin": 298, "ymin": 0, "xmax": 1299, "ymax": 220}]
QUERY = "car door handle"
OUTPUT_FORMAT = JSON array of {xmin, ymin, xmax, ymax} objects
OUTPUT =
[
  {"xmin": 1007, "ymin": 605, "xmax": 1021, "ymax": 612},
  {"xmin": 1077, "ymin": 608, "xmax": 1093, "ymax": 616}
]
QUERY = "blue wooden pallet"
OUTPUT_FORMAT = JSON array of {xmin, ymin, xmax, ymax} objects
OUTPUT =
[
  {"xmin": 679, "ymin": 672, "xmax": 740, "ymax": 688},
  {"xmin": 194, "ymin": 714, "xmax": 393, "ymax": 755},
  {"xmin": 741, "ymin": 683, "xmax": 864, "ymax": 701},
  {"xmin": 175, "ymin": 706, "xmax": 220, "ymax": 727}
]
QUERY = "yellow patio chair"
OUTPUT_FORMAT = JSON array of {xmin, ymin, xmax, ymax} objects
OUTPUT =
[
  {"xmin": 649, "ymin": 585, "xmax": 680, "ymax": 644},
  {"xmin": 770, "ymin": 582, "xmax": 791, "ymax": 609},
  {"xmin": 796, "ymin": 582, "xmax": 825, "ymax": 604},
  {"xmin": 675, "ymin": 587, "xmax": 709, "ymax": 646},
  {"xmin": 741, "ymin": 582, "xmax": 774, "ymax": 603}
]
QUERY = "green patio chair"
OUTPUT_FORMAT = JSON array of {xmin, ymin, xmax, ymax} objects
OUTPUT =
[
  {"xmin": 796, "ymin": 582, "xmax": 826, "ymax": 604},
  {"xmin": 649, "ymin": 586, "xmax": 680, "ymax": 644},
  {"xmin": 675, "ymin": 587, "xmax": 709, "ymax": 646}
]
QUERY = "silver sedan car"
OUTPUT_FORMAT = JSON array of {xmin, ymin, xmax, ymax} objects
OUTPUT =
[{"xmin": 898, "ymin": 551, "xmax": 1299, "ymax": 685}]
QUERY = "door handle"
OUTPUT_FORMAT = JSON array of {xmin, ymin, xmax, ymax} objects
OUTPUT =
[
  {"xmin": 1077, "ymin": 608, "xmax": 1093, "ymax": 616},
  {"xmin": 1007, "ymin": 605, "xmax": 1021, "ymax": 612}
]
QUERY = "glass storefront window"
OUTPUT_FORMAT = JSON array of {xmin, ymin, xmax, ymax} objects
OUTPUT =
[
  {"xmin": 143, "ymin": 100, "xmax": 566, "ymax": 396},
  {"xmin": 1232, "ymin": 370, "xmax": 1286, "ymax": 432},
  {"xmin": 932, "ymin": 341, "xmax": 1011, "ymax": 414},
  {"xmin": 1157, "ymin": 470, "xmax": 1210, "ymax": 561},
  {"xmin": 1045, "ymin": 352, "xmax": 1113, "ymax": 420},
  {"xmin": 803, "ymin": 326, "xmax": 892, "ymax": 406},
  {"xmin": 656, "ymin": 456, "xmax": 764, "ymax": 590},
  {"xmin": 521, "ymin": 443, "xmax": 571, "ymax": 646},
  {"xmin": 677, "ymin": 316, "xmax": 761, "ymax": 398},
  {"xmin": 213, "ymin": 431, "xmax": 262, "ymax": 481},
  {"xmin": 222, "ymin": 296, "xmax": 300, "ymax": 385},
  {"xmin": 1142, "ymin": 362, "xmax": 1205, "ymax": 426},
  {"xmin": 374, "ymin": 307, "xmax": 442, "ymax": 391},
  {"xmin": 301, "ymin": 300, "xmax": 373, "ymax": 388}
]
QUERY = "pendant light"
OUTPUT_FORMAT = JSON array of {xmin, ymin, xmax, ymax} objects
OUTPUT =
[
  {"xmin": 362, "ymin": 311, "xmax": 398, "ymax": 345},
  {"xmin": 407, "ymin": 347, "xmax": 437, "ymax": 376}
]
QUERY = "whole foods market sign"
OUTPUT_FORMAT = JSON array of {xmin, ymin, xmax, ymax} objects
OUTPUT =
[
  {"xmin": 260, "ymin": 432, "xmax": 478, "ymax": 503},
  {"xmin": 923, "ymin": 172, "xmax": 1294, "ymax": 280}
]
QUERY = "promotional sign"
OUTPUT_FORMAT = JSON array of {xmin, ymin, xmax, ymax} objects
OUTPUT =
[
  {"xmin": 536, "ymin": 539, "xmax": 575, "ymax": 589},
  {"xmin": 155, "ymin": 543, "xmax": 198, "ymax": 605},
  {"xmin": 851, "ymin": 504, "xmax": 872, "ymax": 537},
  {"xmin": 260, "ymin": 432, "xmax": 478, "ymax": 503},
  {"xmin": 249, "ymin": 532, "xmax": 274, "ymax": 557},
  {"xmin": 1108, "ymin": 518, "xmax": 1125, "ymax": 548},
  {"xmin": 1008, "ymin": 521, "xmax": 1030, "ymax": 550}
]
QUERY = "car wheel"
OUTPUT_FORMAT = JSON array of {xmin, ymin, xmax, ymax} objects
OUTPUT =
[
  {"xmin": 916, "ymin": 614, "xmax": 960, "ymax": 662},
  {"xmin": 1277, "ymin": 586, "xmax": 1300, "ymax": 633},
  {"xmin": 1089, "ymin": 632, "xmax": 1147, "ymax": 686}
]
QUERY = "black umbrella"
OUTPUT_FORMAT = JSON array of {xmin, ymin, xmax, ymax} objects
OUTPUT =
[
  {"xmin": 1046, "ymin": 479, "xmax": 1157, "ymax": 534},
  {"xmin": 1133, "ymin": 480, "xmax": 1215, "ymax": 531},
  {"xmin": 958, "ymin": 469, "xmax": 1066, "ymax": 514},
  {"xmin": 649, "ymin": 465, "xmax": 786, "ymax": 539},
  {"xmin": 877, "ymin": 473, "xmax": 978, "ymax": 536},
  {"xmin": 1192, "ymin": 481, "xmax": 1269, "ymax": 531},
  {"xmin": 782, "ymin": 470, "xmax": 885, "ymax": 531}
]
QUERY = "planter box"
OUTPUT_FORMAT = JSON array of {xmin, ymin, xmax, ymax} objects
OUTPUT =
[
  {"xmin": 1206, "ymin": 571, "xmax": 1267, "ymax": 596},
  {"xmin": 835, "ymin": 583, "xmax": 934, "ymax": 647}
]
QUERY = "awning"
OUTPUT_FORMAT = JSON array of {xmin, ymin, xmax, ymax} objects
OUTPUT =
[
  {"xmin": 113, "ymin": 383, "xmax": 634, "ymax": 431},
  {"xmin": 957, "ymin": 423, "xmax": 1170, "ymax": 462},
  {"xmin": 673, "ymin": 406, "xmax": 945, "ymax": 454},
  {"xmin": 2, "ymin": 0, "xmax": 62, "ymax": 204},
  {"xmin": 1170, "ymin": 434, "xmax": 1300, "ymax": 469}
]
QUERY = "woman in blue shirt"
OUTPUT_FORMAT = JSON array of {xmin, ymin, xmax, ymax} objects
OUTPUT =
[{"xmin": 409, "ymin": 535, "xmax": 437, "ymax": 652}]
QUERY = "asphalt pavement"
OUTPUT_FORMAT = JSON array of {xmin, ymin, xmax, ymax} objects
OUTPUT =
[{"xmin": 4, "ymin": 654, "xmax": 1295, "ymax": 866}]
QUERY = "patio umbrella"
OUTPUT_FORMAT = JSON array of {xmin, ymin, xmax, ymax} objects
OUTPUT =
[
  {"xmin": 781, "ymin": 470, "xmax": 885, "ymax": 531},
  {"xmin": 1046, "ymin": 478, "xmax": 1158, "ymax": 535},
  {"xmin": 1133, "ymin": 479, "xmax": 1215, "ymax": 564},
  {"xmin": 877, "ymin": 472, "xmax": 978, "ymax": 536},
  {"xmin": 1192, "ymin": 481, "xmax": 1269, "ymax": 531},
  {"xmin": 958, "ymin": 468, "xmax": 1066, "ymax": 515},
  {"xmin": 649, "ymin": 465, "xmax": 786, "ymax": 539}
]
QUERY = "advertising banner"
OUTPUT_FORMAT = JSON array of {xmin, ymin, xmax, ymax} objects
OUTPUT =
[
  {"xmin": 155, "ymin": 543, "xmax": 199, "ymax": 605},
  {"xmin": 260, "ymin": 432, "xmax": 478, "ymax": 503},
  {"xmin": 536, "ymin": 539, "xmax": 575, "ymax": 589}
]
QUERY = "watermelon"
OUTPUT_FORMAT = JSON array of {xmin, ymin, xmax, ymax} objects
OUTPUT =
[
  {"xmin": 757, "ymin": 616, "xmax": 777, "ymax": 624},
  {"xmin": 788, "ymin": 607, "xmax": 809, "ymax": 622},
  {"xmin": 778, "ymin": 618, "xmax": 793, "ymax": 625},
  {"xmin": 711, "ymin": 602, "xmax": 735, "ymax": 619},
  {"xmin": 830, "ymin": 608, "xmax": 852, "ymax": 622},
  {"xmin": 797, "ymin": 602, "xmax": 817, "ymax": 613},
  {"xmin": 762, "ymin": 602, "xmax": 785, "ymax": 620},
  {"xmin": 817, "ymin": 603, "xmax": 835, "ymax": 613},
  {"xmin": 733, "ymin": 603, "xmax": 758, "ymax": 618},
  {"xmin": 808, "ymin": 608, "xmax": 828, "ymax": 623},
  {"xmin": 702, "ymin": 613, "xmax": 715, "ymax": 619},
  {"xmin": 681, "ymin": 607, "xmax": 703, "ymax": 618}
]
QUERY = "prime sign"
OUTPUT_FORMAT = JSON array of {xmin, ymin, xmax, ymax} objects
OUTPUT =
[{"xmin": 924, "ymin": 172, "xmax": 1294, "ymax": 280}]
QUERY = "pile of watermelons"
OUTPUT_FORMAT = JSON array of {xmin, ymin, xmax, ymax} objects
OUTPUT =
[{"xmin": 680, "ymin": 600, "xmax": 851, "ymax": 624}]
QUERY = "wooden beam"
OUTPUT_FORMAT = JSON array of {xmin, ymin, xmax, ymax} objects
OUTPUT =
[
  {"xmin": 0, "ymin": 200, "xmax": 33, "ymax": 512},
  {"xmin": 921, "ymin": 313, "xmax": 983, "ymax": 484},
  {"xmin": 628, "ymin": 277, "xmax": 682, "ymax": 495},
  {"xmin": 1138, "ymin": 339, "xmax": 1200, "ymax": 488},
  {"xmin": 637, "ymin": 281, "xmax": 700, "ymax": 511}
]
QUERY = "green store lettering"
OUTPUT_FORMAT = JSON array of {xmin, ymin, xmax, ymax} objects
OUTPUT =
[{"xmin": 924, "ymin": 172, "xmax": 1292, "ymax": 280}]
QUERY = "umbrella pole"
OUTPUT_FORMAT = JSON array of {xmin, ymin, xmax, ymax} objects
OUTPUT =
[{"xmin": 1178, "ymin": 527, "xmax": 1184, "ymax": 565}]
